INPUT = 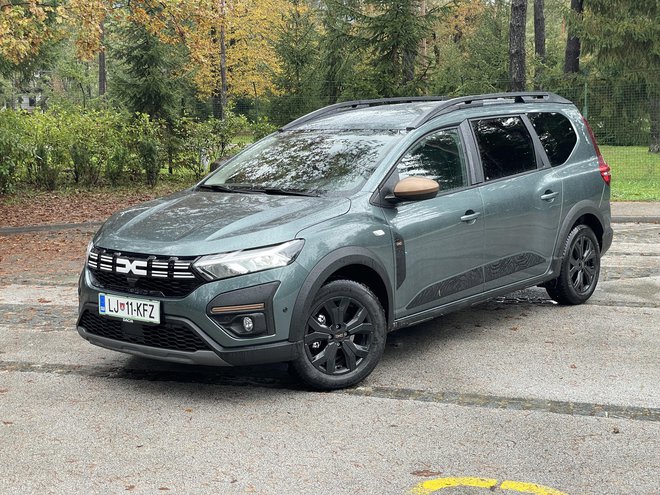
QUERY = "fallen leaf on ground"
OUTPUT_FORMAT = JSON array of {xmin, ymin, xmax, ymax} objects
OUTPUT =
[{"xmin": 411, "ymin": 470, "xmax": 442, "ymax": 477}]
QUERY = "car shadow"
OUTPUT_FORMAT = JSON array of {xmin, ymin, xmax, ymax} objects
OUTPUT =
[{"xmin": 111, "ymin": 288, "xmax": 556, "ymax": 392}]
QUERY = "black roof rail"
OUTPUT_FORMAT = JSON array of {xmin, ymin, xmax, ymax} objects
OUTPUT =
[
  {"xmin": 280, "ymin": 96, "xmax": 447, "ymax": 131},
  {"xmin": 407, "ymin": 91, "xmax": 572, "ymax": 130}
]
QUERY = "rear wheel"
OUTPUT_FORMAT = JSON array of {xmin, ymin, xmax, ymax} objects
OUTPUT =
[
  {"xmin": 546, "ymin": 225, "xmax": 601, "ymax": 305},
  {"xmin": 292, "ymin": 280, "xmax": 386, "ymax": 390}
]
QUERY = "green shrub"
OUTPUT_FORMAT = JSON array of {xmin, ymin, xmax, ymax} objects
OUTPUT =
[
  {"xmin": 0, "ymin": 106, "xmax": 265, "ymax": 192},
  {"xmin": 0, "ymin": 110, "xmax": 29, "ymax": 193},
  {"xmin": 250, "ymin": 117, "xmax": 277, "ymax": 141},
  {"xmin": 106, "ymin": 145, "xmax": 131, "ymax": 186},
  {"xmin": 25, "ymin": 111, "xmax": 71, "ymax": 190},
  {"xmin": 212, "ymin": 111, "xmax": 250, "ymax": 155},
  {"xmin": 174, "ymin": 118, "xmax": 224, "ymax": 179},
  {"xmin": 131, "ymin": 113, "xmax": 163, "ymax": 188}
]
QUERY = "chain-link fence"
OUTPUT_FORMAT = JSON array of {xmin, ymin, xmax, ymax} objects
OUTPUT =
[{"xmin": 235, "ymin": 72, "xmax": 660, "ymax": 193}]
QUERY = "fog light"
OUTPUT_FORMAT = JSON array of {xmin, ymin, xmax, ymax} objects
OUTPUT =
[{"xmin": 242, "ymin": 317, "xmax": 254, "ymax": 333}]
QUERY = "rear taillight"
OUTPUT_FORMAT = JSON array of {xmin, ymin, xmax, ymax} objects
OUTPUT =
[
  {"xmin": 599, "ymin": 161, "xmax": 611, "ymax": 186},
  {"xmin": 582, "ymin": 116, "xmax": 611, "ymax": 186}
]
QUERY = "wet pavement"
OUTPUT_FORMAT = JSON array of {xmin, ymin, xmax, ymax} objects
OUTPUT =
[{"xmin": 0, "ymin": 221, "xmax": 658, "ymax": 495}]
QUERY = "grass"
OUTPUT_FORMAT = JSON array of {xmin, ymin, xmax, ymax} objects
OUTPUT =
[{"xmin": 600, "ymin": 145, "xmax": 660, "ymax": 201}]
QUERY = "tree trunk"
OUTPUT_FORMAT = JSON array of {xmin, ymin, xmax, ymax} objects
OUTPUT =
[
  {"xmin": 563, "ymin": 0, "xmax": 583, "ymax": 74},
  {"xmin": 98, "ymin": 23, "xmax": 106, "ymax": 96},
  {"xmin": 212, "ymin": 0, "xmax": 229, "ymax": 120},
  {"xmin": 533, "ymin": 0, "xmax": 545, "ymax": 90},
  {"xmin": 219, "ymin": 20, "xmax": 228, "ymax": 119},
  {"xmin": 509, "ymin": 0, "xmax": 527, "ymax": 92},
  {"xmin": 420, "ymin": 0, "xmax": 427, "ymax": 58}
]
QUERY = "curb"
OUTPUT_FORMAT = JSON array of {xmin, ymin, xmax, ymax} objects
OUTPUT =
[{"xmin": 611, "ymin": 216, "xmax": 660, "ymax": 224}]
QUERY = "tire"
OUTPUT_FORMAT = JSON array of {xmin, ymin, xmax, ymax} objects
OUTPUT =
[
  {"xmin": 292, "ymin": 280, "xmax": 387, "ymax": 390},
  {"xmin": 545, "ymin": 224, "xmax": 601, "ymax": 305}
]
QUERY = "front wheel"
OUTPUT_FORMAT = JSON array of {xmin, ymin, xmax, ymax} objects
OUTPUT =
[
  {"xmin": 546, "ymin": 224, "xmax": 601, "ymax": 305},
  {"xmin": 292, "ymin": 280, "xmax": 387, "ymax": 390}
]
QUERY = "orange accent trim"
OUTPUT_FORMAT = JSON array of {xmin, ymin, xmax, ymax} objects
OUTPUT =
[{"xmin": 210, "ymin": 303, "xmax": 265, "ymax": 314}]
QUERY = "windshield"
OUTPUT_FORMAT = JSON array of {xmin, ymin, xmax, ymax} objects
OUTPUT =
[{"xmin": 202, "ymin": 130, "xmax": 401, "ymax": 195}]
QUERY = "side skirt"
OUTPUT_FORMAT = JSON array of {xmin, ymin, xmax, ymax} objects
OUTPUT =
[{"xmin": 392, "ymin": 264, "xmax": 560, "ymax": 331}]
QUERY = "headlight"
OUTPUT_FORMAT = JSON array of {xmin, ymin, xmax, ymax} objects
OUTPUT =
[
  {"xmin": 86, "ymin": 240, "xmax": 94, "ymax": 259},
  {"xmin": 193, "ymin": 240, "xmax": 305, "ymax": 281}
]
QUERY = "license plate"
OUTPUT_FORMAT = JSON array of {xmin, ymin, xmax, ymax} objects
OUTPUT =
[{"xmin": 98, "ymin": 293, "xmax": 160, "ymax": 324}]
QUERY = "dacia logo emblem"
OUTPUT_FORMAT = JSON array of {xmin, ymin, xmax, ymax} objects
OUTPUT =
[{"xmin": 115, "ymin": 258, "xmax": 148, "ymax": 277}]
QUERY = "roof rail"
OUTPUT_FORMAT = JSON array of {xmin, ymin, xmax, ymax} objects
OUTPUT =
[
  {"xmin": 407, "ymin": 91, "xmax": 572, "ymax": 130},
  {"xmin": 280, "ymin": 96, "xmax": 447, "ymax": 131}
]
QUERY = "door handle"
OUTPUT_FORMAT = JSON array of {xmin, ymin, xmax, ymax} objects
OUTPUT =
[
  {"xmin": 541, "ymin": 191, "xmax": 560, "ymax": 201},
  {"xmin": 460, "ymin": 210, "xmax": 481, "ymax": 223}
]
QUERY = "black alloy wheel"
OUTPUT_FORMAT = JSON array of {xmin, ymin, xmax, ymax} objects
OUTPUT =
[
  {"xmin": 293, "ymin": 280, "xmax": 386, "ymax": 390},
  {"xmin": 546, "ymin": 224, "xmax": 601, "ymax": 305}
]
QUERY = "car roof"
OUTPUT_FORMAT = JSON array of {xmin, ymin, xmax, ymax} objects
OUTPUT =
[
  {"xmin": 298, "ymin": 102, "xmax": 440, "ymax": 131},
  {"xmin": 281, "ymin": 92, "xmax": 573, "ymax": 132}
]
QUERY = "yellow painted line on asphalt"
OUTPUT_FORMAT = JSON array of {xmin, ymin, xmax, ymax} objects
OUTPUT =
[
  {"xmin": 410, "ymin": 477, "xmax": 498, "ymax": 494},
  {"xmin": 409, "ymin": 477, "xmax": 569, "ymax": 495},
  {"xmin": 499, "ymin": 480, "xmax": 568, "ymax": 494}
]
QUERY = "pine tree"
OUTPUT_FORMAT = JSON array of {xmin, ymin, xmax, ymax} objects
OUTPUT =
[
  {"xmin": 360, "ymin": 0, "xmax": 434, "ymax": 96},
  {"xmin": 580, "ymin": 0, "xmax": 659, "ymax": 152},
  {"xmin": 273, "ymin": 0, "xmax": 322, "ymax": 122},
  {"xmin": 319, "ymin": 0, "xmax": 361, "ymax": 104},
  {"xmin": 110, "ymin": 20, "xmax": 180, "ymax": 122}
]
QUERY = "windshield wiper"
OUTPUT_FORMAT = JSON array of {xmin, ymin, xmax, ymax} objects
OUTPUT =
[
  {"xmin": 197, "ymin": 184, "xmax": 238, "ymax": 193},
  {"xmin": 199, "ymin": 183, "xmax": 320, "ymax": 197},
  {"xmin": 261, "ymin": 187, "xmax": 321, "ymax": 197}
]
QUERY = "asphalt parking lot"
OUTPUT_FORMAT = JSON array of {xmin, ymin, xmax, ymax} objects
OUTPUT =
[{"xmin": 0, "ymin": 219, "xmax": 658, "ymax": 495}]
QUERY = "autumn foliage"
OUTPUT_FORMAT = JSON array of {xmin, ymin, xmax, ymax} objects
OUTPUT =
[{"xmin": 0, "ymin": 0, "xmax": 288, "ymax": 97}]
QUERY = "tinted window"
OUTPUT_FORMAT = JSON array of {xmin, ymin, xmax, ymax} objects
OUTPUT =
[
  {"xmin": 472, "ymin": 117, "xmax": 537, "ymax": 181},
  {"xmin": 398, "ymin": 128, "xmax": 467, "ymax": 192},
  {"xmin": 528, "ymin": 112, "xmax": 578, "ymax": 166}
]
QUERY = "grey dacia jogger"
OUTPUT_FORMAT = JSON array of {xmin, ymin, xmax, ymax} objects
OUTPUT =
[{"xmin": 77, "ymin": 92, "xmax": 613, "ymax": 390}]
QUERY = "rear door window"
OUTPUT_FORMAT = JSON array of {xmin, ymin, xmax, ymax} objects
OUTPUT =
[
  {"xmin": 528, "ymin": 112, "xmax": 578, "ymax": 166},
  {"xmin": 471, "ymin": 116, "xmax": 537, "ymax": 181}
]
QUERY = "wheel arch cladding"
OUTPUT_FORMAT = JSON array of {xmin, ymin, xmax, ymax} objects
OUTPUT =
[
  {"xmin": 556, "ymin": 202, "xmax": 606, "ymax": 258},
  {"xmin": 571, "ymin": 213, "xmax": 604, "ymax": 249},
  {"xmin": 288, "ymin": 248, "xmax": 393, "ymax": 343}
]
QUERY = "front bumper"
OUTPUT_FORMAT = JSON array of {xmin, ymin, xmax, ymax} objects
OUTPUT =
[
  {"xmin": 77, "ymin": 263, "xmax": 306, "ymax": 366},
  {"xmin": 77, "ymin": 321, "xmax": 299, "ymax": 367}
]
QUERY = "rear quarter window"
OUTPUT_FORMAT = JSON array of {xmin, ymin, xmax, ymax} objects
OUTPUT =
[{"xmin": 528, "ymin": 112, "xmax": 578, "ymax": 166}]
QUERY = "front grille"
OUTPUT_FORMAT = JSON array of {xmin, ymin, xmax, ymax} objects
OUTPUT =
[
  {"xmin": 87, "ymin": 248, "xmax": 204, "ymax": 298},
  {"xmin": 80, "ymin": 311, "xmax": 212, "ymax": 353}
]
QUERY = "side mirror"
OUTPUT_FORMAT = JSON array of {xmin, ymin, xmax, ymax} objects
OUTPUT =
[{"xmin": 392, "ymin": 176, "xmax": 439, "ymax": 202}]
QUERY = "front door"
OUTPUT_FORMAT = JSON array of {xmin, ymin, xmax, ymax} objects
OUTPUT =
[{"xmin": 381, "ymin": 127, "xmax": 486, "ymax": 319}]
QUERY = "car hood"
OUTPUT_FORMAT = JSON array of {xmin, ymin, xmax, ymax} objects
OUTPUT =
[{"xmin": 93, "ymin": 189, "xmax": 351, "ymax": 256}]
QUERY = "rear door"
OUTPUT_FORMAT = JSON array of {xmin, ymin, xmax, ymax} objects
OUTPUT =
[
  {"xmin": 381, "ymin": 127, "xmax": 485, "ymax": 319},
  {"xmin": 469, "ymin": 115, "xmax": 563, "ymax": 291}
]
